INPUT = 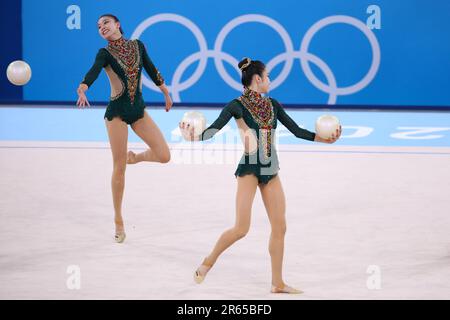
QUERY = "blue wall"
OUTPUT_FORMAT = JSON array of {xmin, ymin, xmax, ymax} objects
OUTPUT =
[
  {"xmin": 0, "ymin": 1, "xmax": 22, "ymax": 100},
  {"xmin": 2, "ymin": 1, "xmax": 450, "ymax": 109}
]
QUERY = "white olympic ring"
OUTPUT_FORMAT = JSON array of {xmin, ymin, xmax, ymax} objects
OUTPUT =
[
  {"xmin": 131, "ymin": 13, "xmax": 380, "ymax": 104},
  {"xmin": 299, "ymin": 15, "xmax": 380, "ymax": 96}
]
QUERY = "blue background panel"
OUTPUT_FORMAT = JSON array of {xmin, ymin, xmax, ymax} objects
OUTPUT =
[{"xmin": 14, "ymin": 0, "xmax": 450, "ymax": 107}]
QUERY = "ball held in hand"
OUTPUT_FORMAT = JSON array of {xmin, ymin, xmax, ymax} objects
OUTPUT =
[
  {"xmin": 181, "ymin": 111, "xmax": 206, "ymax": 137},
  {"xmin": 315, "ymin": 114, "xmax": 340, "ymax": 139}
]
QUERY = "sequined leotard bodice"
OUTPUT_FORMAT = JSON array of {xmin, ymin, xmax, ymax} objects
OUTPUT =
[
  {"xmin": 199, "ymin": 88, "xmax": 316, "ymax": 184},
  {"xmin": 81, "ymin": 37, "xmax": 164, "ymax": 124}
]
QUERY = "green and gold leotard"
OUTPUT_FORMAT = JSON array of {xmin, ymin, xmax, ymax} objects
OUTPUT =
[
  {"xmin": 81, "ymin": 37, "xmax": 164, "ymax": 125},
  {"xmin": 199, "ymin": 88, "xmax": 316, "ymax": 184}
]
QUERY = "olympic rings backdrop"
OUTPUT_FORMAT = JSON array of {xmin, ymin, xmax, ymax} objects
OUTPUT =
[{"xmin": 3, "ymin": 0, "xmax": 450, "ymax": 108}]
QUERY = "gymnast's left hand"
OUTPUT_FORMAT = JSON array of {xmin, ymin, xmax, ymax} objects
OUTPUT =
[
  {"xmin": 164, "ymin": 93, "xmax": 173, "ymax": 112},
  {"xmin": 76, "ymin": 84, "xmax": 90, "ymax": 108},
  {"xmin": 179, "ymin": 121, "xmax": 199, "ymax": 141},
  {"xmin": 314, "ymin": 125, "xmax": 342, "ymax": 144}
]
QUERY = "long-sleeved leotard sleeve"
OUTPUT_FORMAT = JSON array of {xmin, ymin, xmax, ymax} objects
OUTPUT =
[
  {"xmin": 199, "ymin": 100, "xmax": 243, "ymax": 141},
  {"xmin": 138, "ymin": 40, "xmax": 164, "ymax": 87},
  {"xmin": 271, "ymin": 98, "xmax": 316, "ymax": 141},
  {"xmin": 81, "ymin": 49, "xmax": 108, "ymax": 88}
]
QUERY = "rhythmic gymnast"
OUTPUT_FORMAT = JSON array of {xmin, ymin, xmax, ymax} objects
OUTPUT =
[
  {"xmin": 76, "ymin": 14, "xmax": 172, "ymax": 243},
  {"xmin": 179, "ymin": 57, "xmax": 341, "ymax": 293}
]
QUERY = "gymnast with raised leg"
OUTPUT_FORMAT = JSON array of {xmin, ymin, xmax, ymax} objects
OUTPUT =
[
  {"xmin": 76, "ymin": 14, "xmax": 172, "ymax": 243},
  {"xmin": 179, "ymin": 57, "xmax": 341, "ymax": 293}
]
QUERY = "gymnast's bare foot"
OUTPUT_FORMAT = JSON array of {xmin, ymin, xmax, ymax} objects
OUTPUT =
[
  {"xmin": 114, "ymin": 219, "xmax": 126, "ymax": 243},
  {"xmin": 127, "ymin": 150, "xmax": 138, "ymax": 164},
  {"xmin": 271, "ymin": 283, "xmax": 303, "ymax": 294},
  {"xmin": 194, "ymin": 258, "xmax": 213, "ymax": 284}
]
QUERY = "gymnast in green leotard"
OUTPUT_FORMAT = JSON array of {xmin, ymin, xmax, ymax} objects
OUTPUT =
[
  {"xmin": 179, "ymin": 57, "xmax": 342, "ymax": 293},
  {"xmin": 76, "ymin": 14, "xmax": 173, "ymax": 243}
]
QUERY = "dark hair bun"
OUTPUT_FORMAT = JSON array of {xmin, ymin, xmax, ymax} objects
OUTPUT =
[
  {"xmin": 238, "ymin": 58, "xmax": 266, "ymax": 87},
  {"xmin": 238, "ymin": 57, "xmax": 252, "ymax": 71}
]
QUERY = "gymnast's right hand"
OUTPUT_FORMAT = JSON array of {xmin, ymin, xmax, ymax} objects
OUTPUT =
[
  {"xmin": 76, "ymin": 84, "xmax": 90, "ymax": 108},
  {"xmin": 179, "ymin": 121, "xmax": 199, "ymax": 141}
]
